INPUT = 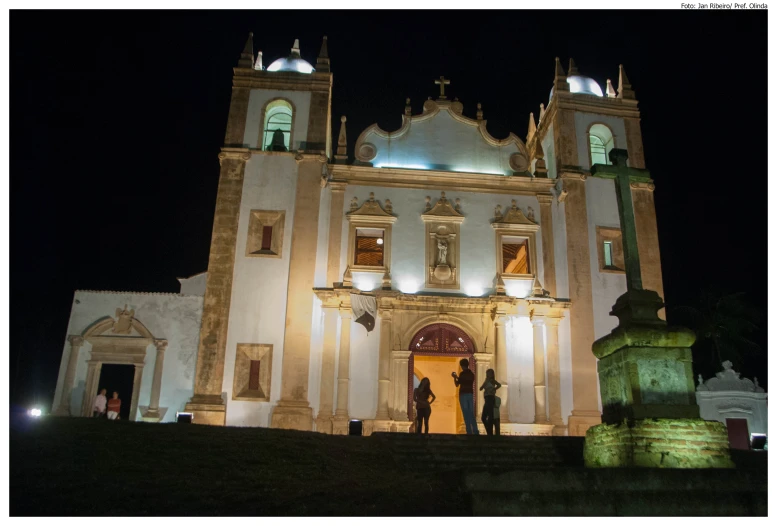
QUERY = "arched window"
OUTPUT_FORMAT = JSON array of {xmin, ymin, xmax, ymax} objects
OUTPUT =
[
  {"xmin": 589, "ymin": 124, "xmax": 615, "ymax": 166},
  {"xmin": 262, "ymin": 100, "xmax": 293, "ymax": 151}
]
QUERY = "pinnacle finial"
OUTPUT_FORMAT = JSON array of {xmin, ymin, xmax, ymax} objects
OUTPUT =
[
  {"xmin": 568, "ymin": 57, "xmax": 579, "ymax": 76},
  {"xmin": 618, "ymin": 64, "xmax": 635, "ymax": 99},
  {"xmin": 539, "ymin": 102, "xmax": 546, "ymax": 122},
  {"xmin": 291, "ymin": 39, "xmax": 301, "ymax": 56},
  {"xmin": 238, "ymin": 32, "xmax": 254, "ymax": 68},
  {"xmin": 316, "ymin": 35, "xmax": 330, "ymax": 72},
  {"xmin": 476, "ymin": 102, "xmax": 483, "ymax": 121},
  {"xmin": 554, "ymin": 57, "xmax": 567, "ymax": 78},
  {"xmin": 533, "ymin": 140, "xmax": 548, "ymax": 178},
  {"xmin": 553, "ymin": 57, "xmax": 569, "ymax": 93},
  {"xmin": 527, "ymin": 112, "xmax": 536, "ymax": 142},
  {"xmin": 606, "ymin": 78, "xmax": 616, "ymax": 98},
  {"xmin": 405, "ymin": 98, "xmax": 411, "ymax": 116},
  {"xmin": 254, "ymin": 51, "xmax": 264, "ymax": 71},
  {"xmin": 334, "ymin": 115, "xmax": 348, "ymax": 163}
]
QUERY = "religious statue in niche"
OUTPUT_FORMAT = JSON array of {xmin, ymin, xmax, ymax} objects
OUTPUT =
[{"xmin": 422, "ymin": 192, "xmax": 464, "ymax": 289}]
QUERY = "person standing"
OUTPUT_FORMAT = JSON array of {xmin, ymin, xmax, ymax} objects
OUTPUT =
[
  {"xmin": 92, "ymin": 388, "xmax": 107, "ymax": 418},
  {"xmin": 493, "ymin": 395, "xmax": 502, "ymax": 436},
  {"xmin": 479, "ymin": 369, "xmax": 502, "ymax": 435},
  {"xmin": 452, "ymin": 358, "xmax": 479, "ymax": 435},
  {"xmin": 413, "ymin": 377, "xmax": 436, "ymax": 434},
  {"xmin": 106, "ymin": 392, "xmax": 121, "ymax": 421}
]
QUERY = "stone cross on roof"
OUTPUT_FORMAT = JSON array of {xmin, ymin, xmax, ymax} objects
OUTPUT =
[{"xmin": 435, "ymin": 76, "xmax": 450, "ymax": 99}]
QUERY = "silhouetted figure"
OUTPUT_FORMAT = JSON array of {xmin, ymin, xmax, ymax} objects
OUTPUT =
[
  {"xmin": 452, "ymin": 358, "xmax": 479, "ymax": 435},
  {"xmin": 493, "ymin": 395, "xmax": 502, "ymax": 436},
  {"xmin": 106, "ymin": 391, "xmax": 121, "ymax": 420},
  {"xmin": 413, "ymin": 377, "xmax": 436, "ymax": 434},
  {"xmin": 92, "ymin": 388, "xmax": 107, "ymax": 418},
  {"xmin": 480, "ymin": 369, "xmax": 502, "ymax": 435}
]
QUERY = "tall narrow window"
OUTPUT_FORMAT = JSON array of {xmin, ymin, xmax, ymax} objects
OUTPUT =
[
  {"xmin": 589, "ymin": 124, "xmax": 615, "ymax": 167},
  {"xmin": 501, "ymin": 236, "xmax": 531, "ymax": 275},
  {"xmin": 354, "ymin": 228, "xmax": 385, "ymax": 267},
  {"xmin": 603, "ymin": 240, "xmax": 614, "ymax": 267},
  {"xmin": 262, "ymin": 100, "xmax": 293, "ymax": 151},
  {"xmin": 248, "ymin": 360, "xmax": 261, "ymax": 391},
  {"xmin": 261, "ymin": 225, "xmax": 273, "ymax": 251}
]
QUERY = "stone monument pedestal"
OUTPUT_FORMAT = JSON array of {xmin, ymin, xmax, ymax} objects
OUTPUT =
[{"xmin": 583, "ymin": 289, "xmax": 733, "ymax": 468}]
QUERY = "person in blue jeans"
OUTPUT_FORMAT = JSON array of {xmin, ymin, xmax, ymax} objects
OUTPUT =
[{"xmin": 452, "ymin": 358, "xmax": 479, "ymax": 435}]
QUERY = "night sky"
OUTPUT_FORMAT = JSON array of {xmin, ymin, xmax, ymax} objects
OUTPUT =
[{"xmin": 10, "ymin": 10, "xmax": 768, "ymax": 409}]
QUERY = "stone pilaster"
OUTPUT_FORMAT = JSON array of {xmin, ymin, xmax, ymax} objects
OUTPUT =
[
  {"xmin": 315, "ymin": 306, "xmax": 338, "ymax": 434},
  {"xmin": 54, "ymin": 335, "xmax": 84, "ymax": 416},
  {"xmin": 544, "ymin": 316, "xmax": 566, "ymax": 434},
  {"xmin": 561, "ymin": 173, "xmax": 602, "ymax": 436},
  {"xmin": 531, "ymin": 317, "xmax": 549, "ymax": 424},
  {"xmin": 494, "ymin": 315, "xmax": 510, "ymax": 422},
  {"xmin": 186, "ymin": 149, "xmax": 251, "ymax": 426},
  {"xmin": 332, "ymin": 307, "xmax": 352, "ymax": 435},
  {"xmin": 143, "ymin": 340, "xmax": 168, "ymax": 420},
  {"xmin": 537, "ymin": 194, "xmax": 556, "ymax": 298},
  {"xmin": 375, "ymin": 309, "xmax": 393, "ymax": 420},
  {"xmin": 271, "ymin": 157, "xmax": 328, "ymax": 431},
  {"xmin": 390, "ymin": 350, "xmax": 412, "ymax": 422},
  {"xmin": 129, "ymin": 365, "xmax": 144, "ymax": 422},
  {"xmin": 81, "ymin": 361, "xmax": 102, "ymax": 417},
  {"xmin": 325, "ymin": 182, "xmax": 346, "ymax": 287}
]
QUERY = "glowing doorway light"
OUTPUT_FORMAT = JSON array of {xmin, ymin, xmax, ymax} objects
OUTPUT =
[{"xmin": 28, "ymin": 408, "xmax": 42, "ymax": 417}]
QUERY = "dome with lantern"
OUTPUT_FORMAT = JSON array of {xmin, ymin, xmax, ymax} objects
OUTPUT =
[
  {"xmin": 266, "ymin": 39, "xmax": 315, "ymax": 74},
  {"xmin": 549, "ymin": 59, "xmax": 603, "ymax": 100}
]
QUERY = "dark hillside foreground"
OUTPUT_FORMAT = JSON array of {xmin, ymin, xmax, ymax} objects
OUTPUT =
[{"xmin": 10, "ymin": 418, "xmax": 468, "ymax": 516}]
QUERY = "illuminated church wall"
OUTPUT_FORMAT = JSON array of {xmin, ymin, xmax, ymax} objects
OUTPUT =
[
  {"xmin": 573, "ymin": 112, "xmax": 627, "ymax": 171},
  {"xmin": 339, "ymin": 185, "xmax": 544, "ymax": 296},
  {"xmin": 585, "ymin": 176, "xmax": 627, "ymax": 340},
  {"xmin": 221, "ymin": 154, "xmax": 298, "ymax": 427}
]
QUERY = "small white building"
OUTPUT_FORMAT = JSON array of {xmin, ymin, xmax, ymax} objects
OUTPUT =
[
  {"xmin": 52, "ymin": 35, "xmax": 665, "ymax": 437},
  {"xmin": 696, "ymin": 361, "xmax": 768, "ymax": 449}
]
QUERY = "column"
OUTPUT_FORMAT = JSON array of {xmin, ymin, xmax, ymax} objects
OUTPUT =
[
  {"xmin": 632, "ymin": 183, "xmax": 665, "ymax": 319},
  {"xmin": 145, "ymin": 340, "xmax": 168, "ymax": 418},
  {"xmin": 186, "ymin": 149, "xmax": 251, "ymax": 426},
  {"xmin": 473, "ymin": 352, "xmax": 493, "ymax": 423},
  {"xmin": 325, "ymin": 182, "xmax": 346, "ymax": 287},
  {"xmin": 532, "ymin": 318, "xmax": 549, "ymax": 423},
  {"xmin": 129, "ymin": 365, "xmax": 144, "ymax": 422},
  {"xmin": 545, "ymin": 316, "xmax": 565, "ymax": 432},
  {"xmin": 333, "ymin": 308, "xmax": 352, "ymax": 434},
  {"xmin": 315, "ymin": 306, "xmax": 338, "ymax": 433},
  {"xmin": 81, "ymin": 361, "xmax": 102, "ymax": 417},
  {"xmin": 561, "ymin": 173, "xmax": 601, "ymax": 436},
  {"xmin": 494, "ymin": 315, "xmax": 510, "ymax": 422},
  {"xmin": 54, "ymin": 336, "xmax": 84, "ymax": 416},
  {"xmin": 375, "ymin": 309, "xmax": 393, "ymax": 420},
  {"xmin": 537, "ymin": 193, "xmax": 556, "ymax": 298},
  {"xmin": 270, "ymin": 157, "xmax": 327, "ymax": 431},
  {"xmin": 390, "ymin": 350, "xmax": 412, "ymax": 421}
]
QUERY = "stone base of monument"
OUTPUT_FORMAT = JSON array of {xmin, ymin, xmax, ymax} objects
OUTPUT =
[
  {"xmin": 584, "ymin": 289, "xmax": 734, "ymax": 468},
  {"xmin": 584, "ymin": 418, "xmax": 734, "ymax": 468}
]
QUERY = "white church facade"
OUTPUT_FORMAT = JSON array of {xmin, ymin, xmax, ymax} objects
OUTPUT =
[{"xmin": 51, "ymin": 34, "xmax": 664, "ymax": 437}]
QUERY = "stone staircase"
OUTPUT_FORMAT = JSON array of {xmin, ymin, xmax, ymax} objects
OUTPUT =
[{"xmin": 371, "ymin": 432, "xmax": 585, "ymax": 471}]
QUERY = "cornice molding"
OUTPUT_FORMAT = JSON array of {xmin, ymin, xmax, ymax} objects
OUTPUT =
[{"xmin": 231, "ymin": 69, "xmax": 332, "ymax": 93}]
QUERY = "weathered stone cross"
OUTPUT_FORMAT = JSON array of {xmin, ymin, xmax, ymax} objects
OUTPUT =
[
  {"xmin": 434, "ymin": 76, "xmax": 450, "ymax": 99},
  {"xmin": 591, "ymin": 149, "xmax": 644, "ymax": 292}
]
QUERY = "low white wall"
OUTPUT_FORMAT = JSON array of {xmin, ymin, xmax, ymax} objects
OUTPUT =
[{"xmin": 52, "ymin": 290, "xmax": 204, "ymax": 422}]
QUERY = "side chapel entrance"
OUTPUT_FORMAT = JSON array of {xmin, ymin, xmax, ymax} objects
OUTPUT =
[{"xmin": 408, "ymin": 323, "xmax": 477, "ymax": 434}]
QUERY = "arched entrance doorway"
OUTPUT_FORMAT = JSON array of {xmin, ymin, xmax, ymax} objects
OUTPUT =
[{"xmin": 408, "ymin": 323, "xmax": 477, "ymax": 434}]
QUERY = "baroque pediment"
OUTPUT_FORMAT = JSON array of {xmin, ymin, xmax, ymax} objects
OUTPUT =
[
  {"xmin": 491, "ymin": 200, "xmax": 539, "ymax": 231},
  {"xmin": 697, "ymin": 361, "xmax": 765, "ymax": 393},
  {"xmin": 353, "ymin": 98, "xmax": 530, "ymax": 176},
  {"xmin": 347, "ymin": 192, "xmax": 397, "ymax": 223}
]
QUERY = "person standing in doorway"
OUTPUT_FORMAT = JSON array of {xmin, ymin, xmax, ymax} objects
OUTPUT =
[
  {"xmin": 92, "ymin": 388, "xmax": 107, "ymax": 418},
  {"xmin": 413, "ymin": 377, "xmax": 436, "ymax": 434},
  {"xmin": 493, "ymin": 395, "xmax": 502, "ymax": 436},
  {"xmin": 106, "ymin": 392, "xmax": 121, "ymax": 421},
  {"xmin": 452, "ymin": 358, "xmax": 479, "ymax": 435},
  {"xmin": 479, "ymin": 369, "xmax": 502, "ymax": 435}
]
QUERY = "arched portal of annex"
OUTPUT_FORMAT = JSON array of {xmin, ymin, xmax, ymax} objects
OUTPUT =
[
  {"xmin": 74, "ymin": 314, "xmax": 167, "ymax": 422},
  {"xmin": 407, "ymin": 323, "xmax": 477, "ymax": 427}
]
